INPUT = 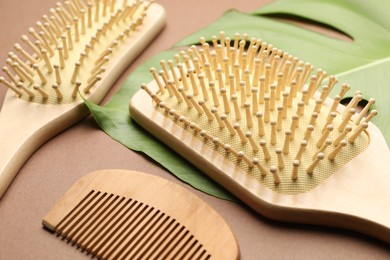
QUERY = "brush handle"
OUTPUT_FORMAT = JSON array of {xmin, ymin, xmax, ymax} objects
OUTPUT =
[{"xmin": 0, "ymin": 93, "xmax": 87, "ymax": 199}]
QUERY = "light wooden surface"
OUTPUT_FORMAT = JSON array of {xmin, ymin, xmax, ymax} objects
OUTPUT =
[
  {"xmin": 1, "ymin": 1, "xmax": 390, "ymax": 259},
  {"xmin": 43, "ymin": 169, "xmax": 239, "ymax": 259},
  {"xmin": 0, "ymin": 1, "xmax": 166, "ymax": 198}
]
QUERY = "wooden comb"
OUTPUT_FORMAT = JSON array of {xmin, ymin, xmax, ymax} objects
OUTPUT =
[
  {"xmin": 130, "ymin": 32, "xmax": 390, "ymax": 243},
  {"xmin": 42, "ymin": 169, "xmax": 239, "ymax": 259},
  {"xmin": 0, "ymin": 0, "xmax": 165, "ymax": 198}
]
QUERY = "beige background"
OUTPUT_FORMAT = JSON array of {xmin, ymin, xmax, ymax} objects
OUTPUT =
[{"xmin": 0, "ymin": 0, "xmax": 389, "ymax": 259}]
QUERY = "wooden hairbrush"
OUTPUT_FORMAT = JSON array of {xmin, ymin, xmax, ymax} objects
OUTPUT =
[
  {"xmin": 42, "ymin": 169, "xmax": 239, "ymax": 259},
  {"xmin": 130, "ymin": 32, "xmax": 390, "ymax": 243},
  {"xmin": 0, "ymin": 0, "xmax": 165, "ymax": 198}
]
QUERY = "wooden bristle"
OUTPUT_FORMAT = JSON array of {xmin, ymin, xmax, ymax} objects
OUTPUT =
[
  {"xmin": 1, "ymin": 0, "xmax": 155, "ymax": 104},
  {"xmin": 139, "ymin": 33, "xmax": 374, "ymax": 188}
]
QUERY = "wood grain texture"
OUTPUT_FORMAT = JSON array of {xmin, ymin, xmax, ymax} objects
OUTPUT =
[{"xmin": 43, "ymin": 169, "xmax": 239, "ymax": 259}]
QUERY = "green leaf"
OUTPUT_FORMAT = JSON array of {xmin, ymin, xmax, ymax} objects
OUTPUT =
[{"xmin": 86, "ymin": 0, "xmax": 390, "ymax": 201}]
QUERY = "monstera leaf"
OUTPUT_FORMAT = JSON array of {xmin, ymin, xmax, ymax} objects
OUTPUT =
[{"xmin": 86, "ymin": 0, "xmax": 390, "ymax": 200}]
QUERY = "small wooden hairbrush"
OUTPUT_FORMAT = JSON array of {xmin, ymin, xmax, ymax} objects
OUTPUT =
[
  {"xmin": 130, "ymin": 32, "xmax": 390, "ymax": 243},
  {"xmin": 0, "ymin": 0, "xmax": 165, "ymax": 198},
  {"xmin": 42, "ymin": 169, "xmax": 239, "ymax": 259}
]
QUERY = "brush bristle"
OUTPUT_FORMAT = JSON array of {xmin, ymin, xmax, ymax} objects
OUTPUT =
[
  {"xmin": 140, "ymin": 32, "xmax": 378, "ymax": 194},
  {"xmin": 0, "ymin": 0, "xmax": 153, "ymax": 104}
]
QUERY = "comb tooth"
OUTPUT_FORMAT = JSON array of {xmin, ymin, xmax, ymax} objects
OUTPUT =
[
  {"xmin": 263, "ymin": 96, "xmax": 270, "ymax": 123},
  {"xmin": 239, "ymin": 81, "xmax": 246, "ymax": 106},
  {"xmin": 188, "ymin": 69, "xmax": 199, "ymax": 96},
  {"xmin": 73, "ymin": 194, "xmax": 121, "ymax": 248},
  {"xmin": 150, "ymin": 67, "xmax": 165, "ymax": 94},
  {"xmin": 296, "ymin": 101, "xmax": 305, "ymax": 117},
  {"xmin": 209, "ymin": 82, "xmax": 220, "ymax": 107},
  {"xmin": 348, "ymin": 122, "xmax": 369, "ymax": 143},
  {"xmin": 251, "ymin": 88, "xmax": 258, "ymax": 114},
  {"xmin": 338, "ymin": 83, "xmax": 350, "ymax": 99},
  {"xmin": 54, "ymin": 64, "xmax": 62, "ymax": 84},
  {"xmin": 196, "ymin": 74, "xmax": 208, "ymax": 101},
  {"xmin": 329, "ymin": 95, "xmax": 341, "ymax": 114},
  {"xmin": 316, "ymin": 125, "xmax": 334, "ymax": 148},
  {"xmin": 270, "ymin": 121, "xmax": 277, "ymax": 145},
  {"xmin": 250, "ymin": 159, "xmax": 266, "ymax": 177},
  {"xmin": 33, "ymin": 84, "xmax": 49, "ymax": 101},
  {"xmin": 355, "ymin": 98, "xmax": 375, "ymax": 125},
  {"xmin": 295, "ymin": 140, "xmax": 308, "ymax": 161},
  {"xmin": 40, "ymin": 49, "xmax": 53, "ymax": 73},
  {"xmin": 281, "ymin": 92, "xmax": 289, "ymax": 118},
  {"xmin": 344, "ymin": 92, "xmax": 362, "ymax": 117},
  {"xmin": 38, "ymin": 31, "xmax": 54, "ymax": 56},
  {"xmin": 231, "ymin": 94, "xmax": 241, "ymax": 121},
  {"xmin": 70, "ymin": 62, "xmax": 81, "ymax": 84},
  {"xmin": 338, "ymin": 108, "xmax": 355, "ymax": 132},
  {"xmin": 198, "ymin": 100, "xmax": 214, "ymax": 121},
  {"xmin": 71, "ymin": 81, "xmax": 82, "ymax": 99},
  {"xmin": 220, "ymin": 88, "xmax": 230, "ymax": 114},
  {"xmin": 178, "ymin": 63, "xmax": 190, "ymax": 91},
  {"xmin": 306, "ymin": 152, "xmax": 325, "ymax": 175},
  {"xmin": 17, "ymin": 82, "xmax": 35, "ymax": 99},
  {"xmin": 244, "ymin": 103, "xmax": 253, "ymax": 128},
  {"xmin": 291, "ymin": 160, "xmax": 300, "ymax": 181},
  {"xmin": 289, "ymin": 115, "xmax": 299, "ymax": 140},
  {"xmin": 221, "ymin": 114, "xmax": 235, "ymax": 136},
  {"xmin": 246, "ymin": 132, "xmax": 259, "ymax": 152},
  {"xmin": 91, "ymin": 56, "xmax": 109, "ymax": 74},
  {"xmin": 308, "ymin": 112, "xmax": 319, "ymax": 126},
  {"xmin": 234, "ymin": 123, "xmax": 247, "ymax": 144},
  {"xmin": 88, "ymin": 67, "xmax": 106, "ymax": 84},
  {"xmin": 2, "ymin": 66, "xmax": 19, "ymax": 86},
  {"xmin": 0, "ymin": 77, "xmax": 23, "ymax": 97},
  {"xmin": 303, "ymin": 125, "xmax": 314, "ymax": 142},
  {"xmin": 179, "ymin": 87, "xmax": 193, "ymax": 109},
  {"xmin": 87, "ymin": 2, "xmax": 93, "ymax": 27},
  {"xmin": 276, "ymin": 106, "xmax": 283, "ymax": 131},
  {"xmin": 50, "ymin": 15, "xmax": 63, "ymax": 36},
  {"xmin": 99, "ymin": 202, "xmax": 151, "ymax": 259},
  {"xmin": 282, "ymin": 130, "xmax": 292, "ymax": 155},
  {"xmin": 275, "ymin": 148, "xmax": 285, "ymax": 170},
  {"xmin": 57, "ymin": 46, "xmax": 65, "ymax": 69},
  {"xmin": 313, "ymin": 98, "xmax": 323, "ymax": 114},
  {"xmin": 363, "ymin": 109, "xmax": 377, "ymax": 124},
  {"xmin": 256, "ymin": 112, "xmax": 265, "ymax": 137},
  {"xmin": 333, "ymin": 125, "xmax": 353, "ymax": 146},
  {"xmin": 9, "ymin": 53, "xmax": 34, "ymax": 77},
  {"xmin": 269, "ymin": 84, "xmax": 276, "ymax": 111},
  {"xmin": 299, "ymin": 63, "xmax": 313, "ymax": 91},
  {"xmin": 322, "ymin": 112, "xmax": 337, "ymax": 133},
  {"xmin": 328, "ymin": 140, "xmax": 347, "ymax": 161},
  {"xmin": 88, "ymin": 199, "xmax": 140, "ymax": 256},
  {"xmin": 259, "ymin": 140, "xmax": 271, "ymax": 161},
  {"xmin": 83, "ymin": 75, "xmax": 102, "ymax": 94},
  {"xmin": 313, "ymin": 138, "xmax": 332, "ymax": 160},
  {"xmin": 44, "ymin": 22, "xmax": 58, "ymax": 45},
  {"xmin": 270, "ymin": 166, "xmax": 281, "ymax": 184},
  {"xmin": 13, "ymin": 62, "xmax": 34, "ymax": 84},
  {"xmin": 14, "ymin": 43, "xmax": 36, "ymax": 64},
  {"xmin": 52, "ymin": 83, "xmax": 63, "ymax": 101}
]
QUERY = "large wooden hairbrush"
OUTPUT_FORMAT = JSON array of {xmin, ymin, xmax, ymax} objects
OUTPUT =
[
  {"xmin": 42, "ymin": 169, "xmax": 239, "ymax": 259},
  {"xmin": 130, "ymin": 32, "xmax": 390, "ymax": 243},
  {"xmin": 0, "ymin": 0, "xmax": 165, "ymax": 198}
]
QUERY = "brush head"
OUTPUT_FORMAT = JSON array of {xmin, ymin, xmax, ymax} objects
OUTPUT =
[
  {"xmin": 132, "ymin": 32, "xmax": 377, "ymax": 195},
  {"xmin": 0, "ymin": 0, "xmax": 154, "ymax": 105}
]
